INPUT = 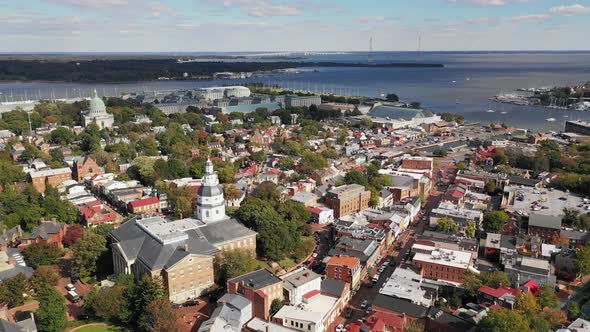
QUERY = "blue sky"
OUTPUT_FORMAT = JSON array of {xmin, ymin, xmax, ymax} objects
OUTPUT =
[{"xmin": 1, "ymin": 0, "xmax": 589, "ymax": 52}]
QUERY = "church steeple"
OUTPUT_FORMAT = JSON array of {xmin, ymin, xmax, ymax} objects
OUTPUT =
[{"xmin": 195, "ymin": 158, "xmax": 226, "ymax": 223}]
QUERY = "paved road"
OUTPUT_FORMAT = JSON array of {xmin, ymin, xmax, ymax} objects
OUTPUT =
[{"xmin": 328, "ymin": 169, "xmax": 448, "ymax": 331}]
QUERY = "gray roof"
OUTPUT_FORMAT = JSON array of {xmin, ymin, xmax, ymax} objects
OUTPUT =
[
  {"xmin": 198, "ymin": 185, "xmax": 223, "ymax": 197},
  {"xmin": 369, "ymin": 105, "xmax": 431, "ymax": 120},
  {"xmin": 335, "ymin": 236, "xmax": 378, "ymax": 256},
  {"xmin": 390, "ymin": 175, "xmax": 415, "ymax": 189},
  {"xmin": 427, "ymin": 308, "xmax": 475, "ymax": 331},
  {"xmin": 282, "ymin": 268, "xmax": 321, "ymax": 291},
  {"xmin": 23, "ymin": 222, "xmax": 65, "ymax": 241},
  {"xmin": 111, "ymin": 216, "xmax": 224, "ymax": 271},
  {"xmin": 0, "ymin": 318, "xmax": 36, "ymax": 332},
  {"xmin": 228, "ymin": 269, "xmax": 281, "ymax": 290},
  {"xmin": 218, "ymin": 293, "xmax": 251, "ymax": 310},
  {"xmin": 199, "ymin": 219, "xmax": 257, "ymax": 246},
  {"xmin": 529, "ymin": 213, "xmax": 562, "ymax": 230},
  {"xmin": 372, "ymin": 294, "xmax": 428, "ymax": 318},
  {"xmin": 321, "ymin": 279, "xmax": 346, "ymax": 297},
  {"xmin": 0, "ymin": 266, "xmax": 34, "ymax": 281}
]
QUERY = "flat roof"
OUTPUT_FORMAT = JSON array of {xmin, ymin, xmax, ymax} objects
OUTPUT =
[
  {"xmin": 504, "ymin": 185, "xmax": 586, "ymax": 217},
  {"xmin": 412, "ymin": 246, "xmax": 473, "ymax": 270},
  {"xmin": 274, "ymin": 294, "xmax": 338, "ymax": 324}
]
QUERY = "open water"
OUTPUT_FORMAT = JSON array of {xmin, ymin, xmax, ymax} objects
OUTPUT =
[{"xmin": 1, "ymin": 51, "xmax": 590, "ymax": 131}]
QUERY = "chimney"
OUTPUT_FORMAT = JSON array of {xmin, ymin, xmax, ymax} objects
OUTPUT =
[
  {"xmin": 266, "ymin": 325, "xmax": 270, "ymax": 332},
  {"xmin": 184, "ymin": 244, "xmax": 189, "ymax": 252}
]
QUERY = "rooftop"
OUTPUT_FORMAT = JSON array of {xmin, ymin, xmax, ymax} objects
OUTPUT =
[
  {"xmin": 136, "ymin": 216, "xmax": 203, "ymax": 245},
  {"xmin": 228, "ymin": 269, "xmax": 282, "ymax": 290},
  {"xmin": 503, "ymin": 185, "xmax": 586, "ymax": 217},
  {"xmin": 327, "ymin": 255, "xmax": 360, "ymax": 268},
  {"xmin": 274, "ymin": 293, "xmax": 338, "ymax": 324},
  {"xmin": 412, "ymin": 245, "xmax": 474, "ymax": 270},
  {"xmin": 282, "ymin": 268, "xmax": 321, "ymax": 290}
]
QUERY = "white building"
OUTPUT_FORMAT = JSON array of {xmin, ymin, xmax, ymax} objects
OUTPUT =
[
  {"xmin": 82, "ymin": 90, "xmax": 114, "ymax": 130},
  {"xmin": 281, "ymin": 267, "xmax": 322, "ymax": 306},
  {"xmin": 379, "ymin": 267, "xmax": 433, "ymax": 306},
  {"xmin": 195, "ymin": 86, "xmax": 251, "ymax": 101},
  {"xmin": 195, "ymin": 159, "xmax": 227, "ymax": 223},
  {"xmin": 273, "ymin": 292, "xmax": 338, "ymax": 332}
]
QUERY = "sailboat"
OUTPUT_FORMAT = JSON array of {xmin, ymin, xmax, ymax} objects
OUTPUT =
[{"xmin": 486, "ymin": 101, "xmax": 495, "ymax": 113}]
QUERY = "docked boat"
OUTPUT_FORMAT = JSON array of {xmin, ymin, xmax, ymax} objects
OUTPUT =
[
  {"xmin": 486, "ymin": 109, "xmax": 495, "ymax": 113},
  {"xmin": 546, "ymin": 118, "xmax": 556, "ymax": 122}
]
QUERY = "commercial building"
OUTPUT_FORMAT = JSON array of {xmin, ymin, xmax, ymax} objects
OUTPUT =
[
  {"xmin": 565, "ymin": 120, "xmax": 590, "ymax": 136},
  {"xmin": 82, "ymin": 90, "xmax": 114, "ymax": 130},
  {"xmin": 195, "ymin": 86, "xmax": 251, "ymax": 101},
  {"xmin": 281, "ymin": 267, "xmax": 322, "ymax": 306},
  {"xmin": 29, "ymin": 167, "xmax": 72, "ymax": 193},
  {"xmin": 128, "ymin": 196, "xmax": 161, "ymax": 216},
  {"xmin": 226, "ymin": 269, "xmax": 283, "ymax": 320},
  {"xmin": 284, "ymin": 95, "xmax": 321, "ymax": 108},
  {"xmin": 379, "ymin": 267, "xmax": 434, "ymax": 306},
  {"xmin": 503, "ymin": 255, "xmax": 556, "ymax": 287},
  {"xmin": 411, "ymin": 244, "xmax": 478, "ymax": 284},
  {"xmin": 325, "ymin": 255, "xmax": 362, "ymax": 291},
  {"xmin": 324, "ymin": 184, "xmax": 371, "ymax": 218}
]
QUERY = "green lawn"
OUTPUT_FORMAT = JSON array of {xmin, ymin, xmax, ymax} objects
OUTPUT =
[{"xmin": 74, "ymin": 324, "xmax": 124, "ymax": 332}]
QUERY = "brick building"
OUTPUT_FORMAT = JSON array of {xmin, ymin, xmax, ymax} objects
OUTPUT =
[
  {"xmin": 325, "ymin": 255, "xmax": 362, "ymax": 291},
  {"xmin": 29, "ymin": 168, "xmax": 72, "ymax": 193},
  {"xmin": 72, "ymin": 156, "xmax": 102, "ymax": 182},
  {"xmin": 324, "ymin": 184, "xmax": 371, "ymax": 219},
  {"xmin": 411, "ymin": 244, "xmax": 476, "ymax": 284},
  {"xmin": 128, "ymin": 196, "xmax": 161, "ymax": 216},
  {"xmin": 227, "ymin": 269, "xmax": 283, "ymax": 320},
  {"xmin": 20, "ymin": 221, "xmax": 67, "ymax": 247}
]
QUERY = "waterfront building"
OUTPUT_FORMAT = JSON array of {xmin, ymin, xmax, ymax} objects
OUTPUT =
[
  {"xmin": 565, "ymin": 120, "xmax": 590, "ymax": 136},
  {"xmin": 285, "ymin": 95, "xmax": 321, "ymax": 108},
  {"xmin": 82, "ymin": 90, "xmax": 114, "ymax": 130},
  {"xmin": 195, "ymin": 86, "xmax": 251, "ymax": 101}
]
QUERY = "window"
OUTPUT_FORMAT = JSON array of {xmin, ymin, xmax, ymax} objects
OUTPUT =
[
  {"xmin": 171, "ymin": 272, "xmax": 176, "ymax": 280},
  {"xmin": 172, "ymin": 288, "xmax": 176, "ymax": 294},
  {"xmin": 206, "ymin": 211, "xmax": 210, "ymax": 217}
]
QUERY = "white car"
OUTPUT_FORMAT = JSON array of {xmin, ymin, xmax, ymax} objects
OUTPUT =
[{"xmin": 361, "ymin": 300, "xmax": 368, "ymax": 308}]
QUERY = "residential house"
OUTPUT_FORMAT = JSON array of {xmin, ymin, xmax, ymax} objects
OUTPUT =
[
  {"xmin": 128, "ymin": 196, "xmax": 161, "ymax": 216},
  {"xmin": 325, "ymin": 255, "xmax": 362, "ymax": 291},
  {"xmin": 281, "ymin": 267, "xmax": 322, "ymax": 306},
  {"xmin": 19, "ymin": 221, "xmax": 67, "ymax": 248}
]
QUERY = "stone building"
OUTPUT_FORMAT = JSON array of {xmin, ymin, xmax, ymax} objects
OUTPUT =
[
  {"xmin": 110, "ymin": 160, "xmax": 257, "ymax": 303},
  {"xmin": 83, "ymin": 90, "xmax": 114, "ymax": 130}
]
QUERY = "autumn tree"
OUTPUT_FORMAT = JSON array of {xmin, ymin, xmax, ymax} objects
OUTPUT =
[
  {"xmin": 138, "ymin": 299, "xmax": 180, "ymax": 332},
  {"xmin": 63, "ymin": 224, "xmax": 84, "ymax": 247}
]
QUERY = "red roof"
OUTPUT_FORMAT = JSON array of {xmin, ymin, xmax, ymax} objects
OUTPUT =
[
  {"xmin": 479, "ymin": 286, "xmax": 519, "ymax": 299},
  {"xmin": 129, "ymin": 196, "xmax": 159, "ymax": 208},
  {"xmin": 303, "ymin": 289, "xmax": 320, "ymax": 299},
  {"xmin": 306, "ymin": 206, "xmax": 323, "ymax": 214},
  {"xmin": 522, "ymin": 280, "xmax": 539, "ymax": 294}
]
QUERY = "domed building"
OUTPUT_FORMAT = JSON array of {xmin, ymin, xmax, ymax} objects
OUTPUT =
[{"xmin": 83, "ymin": 90, "xmax": 114, "ymax": 130}]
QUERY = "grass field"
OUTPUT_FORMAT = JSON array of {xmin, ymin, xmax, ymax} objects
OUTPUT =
[{"xmin": 74, "ymin": 324, "xmax": 124, "ymax": 332}]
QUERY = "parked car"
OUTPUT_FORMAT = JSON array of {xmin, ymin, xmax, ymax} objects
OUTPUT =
[
  {"xmin": 361, "ymin": 300, "xmax": 368, "ymax": 308},
  {"xmin": 66, "ymin": 290, "xmax": 80, "ymax": 303},
  {"xmin": 65, "ymin": 283, "xmax": 76, "ymax": 292}
]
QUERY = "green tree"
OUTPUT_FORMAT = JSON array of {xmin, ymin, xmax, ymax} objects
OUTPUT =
[
  {"xmin": 168, "ymin": 186, "xmax": 195, "ymax": 218},
  {"xmin": 515, "ymin": 291, "xmax": 540, "ymax": 316},
  {"xmin": 478, "ymin": 309, "xmax": 531, "ymax": 332},
  {"xmin": 344, "ymin": 170, "xmax": 369, "ymax": 187},
  {"xmin": 253, "ymin": 181, "xmax": 280, "ymax": 202},
  {"xmin": 480, "ymin": 271, "xmax": 510, "ymax": 288},
  {"xmin": 136, "ymin": 136, "xmax": 159, "ymax": 156},
  {"xmin": 215, "ymin": 161, "xmax": 237, "ymax": 184},
  {"xmin": 436, "ymin": 217, "xmax": 459, "ymax": 234},
  {"xmin": 270, "ymin": 298, "xmax": 284, "ymax": 315},
  {"xmin": 42, "ymin": 186, "xmax": 78, "ymax": 224},
  {"xmin": 21, "ymin": 144, "xmax": 42, "ymax": 162},
  {"xmin": 567, "ymin": 302, "xmax": 581, "ymax": 320},
  {"xmin": 36, "ymin": 286, "xmax": 67, "ymax": 332},
  {"xmin": 0, "ymin": 273, "xmax": 28, "ymax": 307},
  {"xmin": 30, "ymin": 266, "xmax": 59, "ymax": 294},
  {"xmin": 21, "ymin": 243, "xmax": 63, "ymax": 269},
  {"xmin": 71, "ymin": 229, "xmax": 107, "ymax": 279},
  {"xmin": 359, "ymin": 118, "xmax": 373, "ymax": 129},
  {"xmin": 483, "ymin": 211, "xmax": 509, "ymax": 233},
  {"xmin": 465, "ymin": 220, "xmax": 477, "ymax": 237},
  {"xmin": 47, "ymin": 127, "xmax": 75, "ymax": 145},
  {"xmin": 216, "ymin": 249, "xmax": 258, "ymax": 285},
  {"xmin": 85, "ymin": 284, "xmax": 132, "ymax": 324},
  {"xmin": 300, "ymin": 151, "xmax": 328, "ymax": 174},
  {"xmin": 277, "ymin": 157, "xmax": 295, "ymax": 170},
  {"xmin": 575, "ymin": 243, "xmax": 590, "ymax": 278},
  {"xmin": 538, "ymin": 285, "xmax": 559, "ymax": 309},
  {"xmin": 128, "ymin": 277, "xmax": 165, "ymax": 324}
]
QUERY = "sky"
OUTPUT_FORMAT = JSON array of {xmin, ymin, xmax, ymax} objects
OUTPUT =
[{"xmin": 1, "ymin": 0, "xmax": 590, "ymax": 52}]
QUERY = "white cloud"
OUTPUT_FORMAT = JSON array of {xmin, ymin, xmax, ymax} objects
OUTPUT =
[
  {"xmin": 220, "ymin": 0, "xmax": 303, "ymax": 17},
  {"xmin": 447, "ymin": 0, "xmax": 531, "ymax": 6},
  {"xmin": 508, "ymin": 14, "xmax": 549, "ymax": 22},
  {"xmin": 549, "ymin": 4, "xmax": 590, "ymax": 16},
  {"xmin": 45, "ymin": 0, "xmax": 129, "ymax": 7}
]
